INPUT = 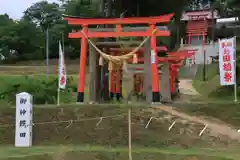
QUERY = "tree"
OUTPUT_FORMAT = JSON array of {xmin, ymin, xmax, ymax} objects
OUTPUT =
[
  {"xmin": 23, "ymin": 1, "xmax": 61, "ymax": 30},
  {"xmin": 114, "ymin": 0, "xmax": 191, "ymax": 17},
  {"xmin": 0, "ymin": 0, "xmax": 201, "ymax": 63},
  {"xmin": 227, "ymin": 0, "xmax": 240, "ymax": 17},
  {"xmin": 0, "ymin": 18, "xmax": 44, "ymax": 61},
  {"xmin": 0, "ymin": 14, "xmax": 14, "ymax": 26},
  {"xmin": 64, "ymin": 0, "xmax": 101, "ymax": 17}
]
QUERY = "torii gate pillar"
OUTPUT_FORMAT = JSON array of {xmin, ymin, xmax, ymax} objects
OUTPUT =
[
  {"xmin": 77, "ymin": 26, "xmax": 88, "ymax": 103},
  {"xmin": 150, "ymin": 25, "xmax": 160, "ymax": 102}
]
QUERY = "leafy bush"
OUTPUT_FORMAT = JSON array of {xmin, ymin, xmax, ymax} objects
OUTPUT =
[{"xmin": 0, "ymin": 76, "xmax": 76, "ymax": 104}]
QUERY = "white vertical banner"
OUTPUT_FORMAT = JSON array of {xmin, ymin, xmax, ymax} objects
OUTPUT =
[
  {"xmin": 57, "ymin": 41, "xmax": 67, "ymax": 106},
  {"xmin": 15, "ymin": 92, "xmax": 33, "ymax": 147},
  {"xmin": 219, "ymin": 37, "xmax": 236, "ymax": 86},
  {"xmin": 58, "ymin": 41, "xmax": 66, "ymax": 89}
]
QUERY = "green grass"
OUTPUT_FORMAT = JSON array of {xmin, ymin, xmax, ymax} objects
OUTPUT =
[
  {"xmin": 192, "ymin": 38, "xmax": 240, "ymax": 101},
  {"xmin": 0, "ymin": 74, "xmax": 79, "ymax": 105},
  {"xmin": 192, "ymin": 63, "xmax": 240, "ymax": 101},
  {"xmin": 192, "ymin": 64, "xmax": 220, "ymax": 99},
  {"xmin": 0, "ymin": 145, "xmax": 237, "ymax": 160},
  {"xmin": 194, "ymin": 64, "xmax": 219, "ymax": 82}
]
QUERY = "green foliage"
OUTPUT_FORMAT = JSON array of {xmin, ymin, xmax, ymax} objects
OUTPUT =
[
  {"xmin": 23, "ymin": 1, "xmax": 61, "ymax": 29},
  {"xmin": 192, "ymin": 64, "xmax": 221, "ymax": 98},
  {"xmin": 0, "ymin": 76, "xmax": 76, "ymax": 104},
  {"xmin": 0, "ymin": 20, "xmax": 44, "ymax": 61},
  {"xmin": 0, "ymin": 0, "xmax": 221, "ymax": 62},
  {"xmin": 64, "ymin": 0, "xmax": 101, "ymax": 17},
  {"xmin": 209, "ymin": 85, "xmax": 240, "ymax": 99},
  {"xmin": 0, "ymin": 14, "xmax": 14, "ymax": 26}
]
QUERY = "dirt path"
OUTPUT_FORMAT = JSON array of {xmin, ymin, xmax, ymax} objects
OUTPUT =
[
  {"xmin": 179, "ymin": 79, "xmax": 199, "ymax": 96},
  {"xmin": 154, "ymin": 105, "xmax": 240, "ymax": 142}
]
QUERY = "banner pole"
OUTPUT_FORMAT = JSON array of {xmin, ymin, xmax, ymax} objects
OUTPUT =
[
  {"xmin": 57, "ymin": 88, "xmax": 60, "ymax": 106},
  {"xmin": 234, "ymin": 75, "xmax": 237, "ymax": 103},
  {"xmin": 234, "ymin": 36, "xmax": 238, "ymax": 103}
]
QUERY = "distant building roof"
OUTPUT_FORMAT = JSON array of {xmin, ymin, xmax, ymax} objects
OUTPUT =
[
  {"xmin": 216, "ymin": 17, "xmax": 239, "ymax": 23},
  {"xmin": 181, "ymin": 10, "xmax": 219, "ymax": 21}
]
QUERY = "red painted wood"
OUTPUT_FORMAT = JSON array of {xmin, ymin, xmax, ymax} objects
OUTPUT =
[
  {"xmin": 186, "ymin": 20, "xmax": 208, "ymax": 35},
  {"xmin": 64, "ymin": 13, "xmax": 174, "ymax": 25},
  {"xmin": 109, "ymin": 46, "xmax": 168, "ymax": 52},
  {"xmin": 168, "ymin": 49, "xmax": 198, "ymax": 55},
  {"xmin": 187, "ymin": 33, "xmax": 207, "ymax": 36},
  {"xmin": 69, "ymin": 30, "xmax": 170, "ymax": 38}
]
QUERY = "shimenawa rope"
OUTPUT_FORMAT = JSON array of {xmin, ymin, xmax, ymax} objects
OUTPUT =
[{"xmin": 81, "ymin": 29, "xmax": 157, "ymax": 64}]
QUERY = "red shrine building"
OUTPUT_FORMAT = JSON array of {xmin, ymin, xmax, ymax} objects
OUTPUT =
[{"xmin": 181, "ymin": 9, "xmax": 219, "ymax": 45}]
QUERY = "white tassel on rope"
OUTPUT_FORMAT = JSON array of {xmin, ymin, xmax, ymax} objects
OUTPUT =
[
  {"xmin": 199, "ymin": 124, "xmax": 208, "ymax": 136},
  {"xmin": 168, "ymin": 121, "xmax": 176, "ymax": 131},
  {"xmin": 99, "ymin": 56, "xmax": 103, "ymax": 66},
  {"xmin": 108, "ymin": 61, "xmax": 113, "ymax": 71},
  {"xmin": 122, "ymin": 60, "xmax": 128, "ymax": 73},
  {"xmin": 96, "ymin": 117, "xmax": 103, "ymax": 127},
  {"xmin": 145, "ymin": 117, "xmax": 154, "ymax": 128},
  {"xmin": 65, "ymin": 120, "xmax": 73, "ymax": 129}
]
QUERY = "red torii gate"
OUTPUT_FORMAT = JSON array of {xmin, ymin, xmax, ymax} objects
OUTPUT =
[
  {"xmin": 64, "ymin": 13, "xmax": 174, "ymax": 103},
  {"xmin": 108, "ymin": 48, "xmax": 197, "ymax": 99}
]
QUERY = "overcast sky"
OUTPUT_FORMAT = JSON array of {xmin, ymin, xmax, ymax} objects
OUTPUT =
[{"xmin": 0, "ymin": 0, "xmax": 59, "ymax": 20}]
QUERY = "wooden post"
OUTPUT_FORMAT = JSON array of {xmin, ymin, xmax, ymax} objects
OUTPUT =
[
  {"xmin": 128, "ymin": 107, "xmax": 132, "ymax": 160},
  {"xmin": 100, "ymin": 48, "xmax": 110, "ymax": 102},
  {"xmin": 170, "ymin": 66, "xmax": 175, "ymax": 94},
  {"xmin": 160, "ymin": 62, "xmax": 171, "ymax": 102},
  {"xmin": 89, "ymin": 38, "xmax": 97, "ymax": 103},
  {"xmin": 143, "ymin": 40, "xmax": 152, "ymax": 103},
  {"xmin": 109, "ymin": 59, "xmax": 115, "ymax": 100},
  {"xmin": 116, "ymin": 64, "xmax": 121, "ymax": 101},
  {"xmin": 122, "ymin": 69, "xmax": 134, "ymax": 103},
  {"xmin": 96, "ymin": 53, "xmax": 102, "ymax": 102}
]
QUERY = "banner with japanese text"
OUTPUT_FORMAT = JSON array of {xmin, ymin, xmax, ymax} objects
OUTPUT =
[
  {"xmin": 218, "ymin": 37, "xmax": 236, "ymax": 85},
  {"xmin": 58, "ymin": 41, "xmax": 66, "ymax": 89}
]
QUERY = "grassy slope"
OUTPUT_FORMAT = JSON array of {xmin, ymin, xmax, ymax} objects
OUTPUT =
[
  {"xmin": 192, "ymin": 63, "xmax": 222, "ymax": 100},
  {"xmin": 188, "ymin": 63, "xmax": 240, "ymax": 127},
  {"xmin": 0, "ymin": 105, "xmax": 238, "ymax": 159},
  {"xmin": 192, "ymin": 38, "xmax": 240, "ymax": 101},
  {"xmin": 192, "ymin": 63, "xmax": 240, "ymax": 101},
  {"xmin": 180, "ymin": 61, "xmax": 240, "ymax": 129}
]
